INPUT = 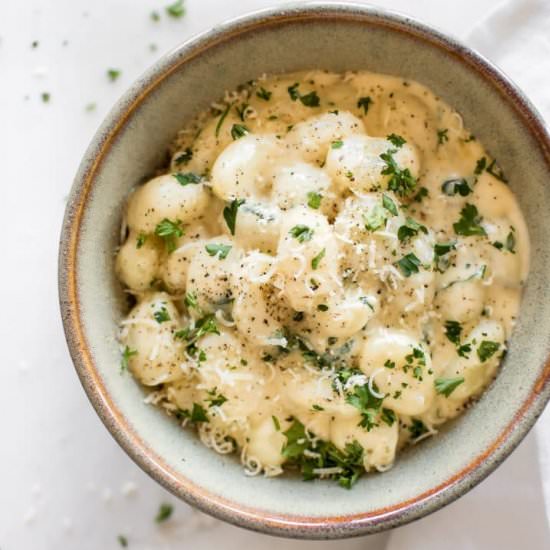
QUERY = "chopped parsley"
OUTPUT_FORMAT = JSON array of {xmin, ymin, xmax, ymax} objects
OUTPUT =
[
  {"xmin": 396, "ymin": 253, "xmax": 422, "ymax": 277},
  {"xmin": 282, "ymin": 419, "xmax": 365, "ymax": 488},
  {"xmin": 299, "ymin": 91, "xmax": 320, "ymax": 107},
  {"xmin": 364, "ymin": 204, "xmax": 387, "ymax": 231},
  {"xmin": 434, "ymin": 241, "xmax": 456, "ymax": 272},
  {"xmin": 380, "ymin": 149, "xmax": 417, "ymax": 196},
  {"xmin": 215, "ymin": 103, "xmax": 231, "ymax": 137},
  {"xmin": 437, "ymin": 128, "xmax": 449, "ymax": 144},
  {"xmin": 117, "ymin": 534, "xmax": 128, "ymax": 547},
  {"xmin": 165, "ymin": 0, "xmax": 185, "ymax": 18},
  {"xmin": 413, "ymin": 186, "xmax": 429, "ymax": 202},
  {"xmin": 317, "ymin": 304, "xmax": 329, "ymax": 312},
  {"xmin": 493, "ymin": 230, "xmax": 516, "ymax": 253},
  {"xmin": 357, "ymin": 96, "xmax": 373, "ymax": 114},
  {"xmin": 175, "ymin": 314, "xmax": 220, "ymax": 346},
  {"xmin": 154, "ymin": 218, "xmax": 184, "ymax": 252},
  {"xmin": 41, "ymin": 92, "xmax": 51, "ymax": 103},
  {"xmin": 206, "ymin": 388, "xmax": 228, "ymax": 408},
  {"xmin": 312, "ymin": 404, "xmax": 325, "ymax": 411},
  {"xmin": 331, "ymin": 140, "xmax": 344, "ymax": 149},
  {"xmin": 150, "ymin": 10, "xmax": 160, "ymax": 21},
  {"xmin": 177, "ymin": 403, "xmax": 209, "ymax": 423},
  {"xmin": 120, "ymin": 346, "xmax": 137, "ymax": 372},
  {"xmin": 475, "ymin": 156, "xmax": 507, "ymax": 182},
  {"xmin": 387, "ymin": 133, "xmax": 406, "ymax": 148},
  {"xmin": 397, "ymin": 217, "xmax": 427, "ymax": 243},
  {"xmin": 272, "ymin": 415, "xmax": 280, "ymax": 431},
  {"xmin": 107, "ymin": 68, "xmax": 121, "ymax": 82},
  {"xmin": 382, "ymin": 193, "xmax": 398, "ymax": 216},
  {"xmin": 307, "ymin": 191, "xmax": 322, "ymax": 209},
  {"xmin": 311, "ymin": 248, "xmax": 326, "ymax": 270},
  {"xmin": 256, "ymin": 87, "xmax": 272, "ymax": 101},
  {"xmin": 205, "ymin": 243, "xmax": 232, "ymax": 260},
  {"xmin": 235, "ymin": 103, "xmax": 248, "ymax": 121},
  {"xmin": 409, "ymin": 419, "xmax": 428, "ymax": 439},
  {"xmin": 184, "ymin": 291, "xmax": 200, "ymax": 311},
  {"xmin": 153, "ymin": 305, "xmax": 170, "ymax": 324},
  {"xmin": 434, "ymin": 242, "xmax": 456, "ymax": 257},
  {"xmin": 287, "ymin": 83, "xmax": 320, "ymax": 107},
  {"xmin": 346, "ymin": 382, "xmax": 384, "ymax": 431},
  {"xmin": 173, "ymin": 172, "xmax": 201, "ymax": 186},
  {"xmin": 174, "ymin": 148, "xmax": 193, "ymax": 165},
  {"xmin": 477, "ymin": 340, "xmax": 500, "ymax": 362},
  {"xmin": 435, "ymin": 376, "xmax": 465, "ymax": 397},
  {"xmin": 453, "ymin": 203, "xmax": 487, "ymax": 237},
  {"xmin": 136, "ymin": 233, "xmax": 147, "ymax": 249},
  {"xmin": 223, "ymin": 198, "xmax": 245, "ymax": 235},
  {"xmin": 381, "ymin": 408, "xmax": 396, "ymax": 427},
  {"xmin": 441, "ymin": 178, "xmax": 471, "ymax": 197},
  {"xmin": 231, "ymin": 123, "xmax": 250, "ymax": 140},
  {"xmin": 289, "ymin": 225, "xmax": 314, "ymax": 243},
  {"xmin": 155, "ymin": 502, "xmax": 174, "ymax": 523},
  {"xmin": 444, "ymin": 320, "xmax": 462, "ymax": 345}
]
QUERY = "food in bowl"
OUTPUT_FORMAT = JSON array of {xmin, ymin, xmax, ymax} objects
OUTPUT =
[{"xmin": 115, "ymin": 70, "xmax": 529, "ymax": 487}]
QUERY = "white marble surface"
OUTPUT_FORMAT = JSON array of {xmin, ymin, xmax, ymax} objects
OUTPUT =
[{"xmin": 2, "ymin": 0, "xmax": 549, "ymax": 548}]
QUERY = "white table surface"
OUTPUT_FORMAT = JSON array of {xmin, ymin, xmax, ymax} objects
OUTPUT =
[{"xmin": 2, "ymin": 1, "xmax": 549, "ymax": 548}]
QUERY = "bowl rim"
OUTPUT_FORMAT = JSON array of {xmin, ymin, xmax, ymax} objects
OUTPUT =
[{"xmin": 58, "ymin": 0, "xmax": 550, "ymax": 539}]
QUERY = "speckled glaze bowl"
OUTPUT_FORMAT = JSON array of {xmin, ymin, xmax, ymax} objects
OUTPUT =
[{"xmin": 59, "ymin": 1, "xmax": 550, "ymax": 539}]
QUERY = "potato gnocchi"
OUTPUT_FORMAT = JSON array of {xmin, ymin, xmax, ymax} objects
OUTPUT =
[{"xmin": 116, "ymin": 70, "xmax": 529, "ymax": 487}]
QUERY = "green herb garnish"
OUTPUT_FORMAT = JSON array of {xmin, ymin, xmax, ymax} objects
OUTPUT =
[
  {"xmin": 396, "ymin": 253, "xmax": 422, "ymax": 277},
  {"xmin": 307, "ymin": 191, "xmax": 322, "ymax": 209},
  {"xmin": 223, "ymin": 198, "xmax": 245, "ymax": 235},
  {"xmin": 153, "ymin": 305, "xmax": 170, "ymax": 324},
  {"xmin": 441, "ymin": 178, "xmax": 471, "ymax": 197},
  {"xmin": 382, "ymin": 193, "xmax": 398, "ymax": 216},
  {"xmin": 397, "ymin": 217, "xmax": 427, "ymax": 243},
  {"xmin": 256, "ymin": 87, "xmax": 272, "ymax": 101},
  {"xmin": 435, "ymin": 376, "xmax": 465, "ymax": 397},
  {"xmin": 437, "ymin": 128, "xmax": 449, "ymax": 144},
  {"xmin": 311, "ymin": 248, "xmax": 326, "ymax": 270},
  {"xmin": 205, "ymin": 243, "xmax": 232, "ymax": 260},
  {"xmin": 174, "ymin": 148, "xmax": 193, "ymax": 165},
  {"xmin": 387, "ymin": 133, "xmax": 406, "ymax": 148},
  {"xmin": 289, "ymin": 225, "xmax": 314, "ymax": 243},
  {"xmin": 165, "ymin": 0, "xmax": 185, "ymax": 18},
  {"xmin": 453, "ymin": 204, "xmax": 487, "ymax": 237},
  {"xmin": 357, "ymin": 96, "xmax": 373, "ymax": 114},
  {"xmin": 120, "ymin": 346, "xmax": 137, "ymax": 372},
  {"xmin": 107, "ymin": 68, "xmax": 121, "ymax": 82},
  {"xmin": 155, "ymin": 502, "xmax": 174, "ymax": 523},
  {"xmin": 380, "ymin": 149, "xmax": 417, "ymax": 196},
  {"xmin": 231, "ymin": 123, "xmax": 249, "ymax": 140},
  {"xmin": 477, "ymin": 340, "xmax": 500, "ymax": 362},
  {"xmin": 154, "ymin": 218, "xmax": 184, "ymax": 253},
  {"xmin": 173, "ymin": 172, "xmax": 201, "ymax": 186}
]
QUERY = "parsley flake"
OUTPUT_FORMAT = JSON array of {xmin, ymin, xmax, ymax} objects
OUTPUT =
[
  {"xmin": 205, "ymin": 243, "xmax": 232, "ymax": 260},
  {"xmin": 165, "ymin": 0, "xmax": 185, "ymax": 18},
  {"xmin": 307, "ymin": 191, "xmax": 322, "ymax": 209},
  {"xmin": 174, "ymin": 148, "xmax": 193, "ymax": 165},
  {"xmin": 223, "ymin": 198, "xmax": 245, "ymax": 235},
  {"xmin": 311, "ymin": 248, "xmax": 326, "ymax": 270},
  {"xmin": 155, "ymin": 503, "xmax": 174, "ymax": 523},
  {"xmin": 396, "ymin": 253, "xmax": 422, "ymax": 277},
  {"xmin": 435, "ymin": 376, "xmax": 465, "ymax": 397},
  {"xmin": 289, "ymin": 225, "xmax": 314, "ymax": 243},
  {"xmin": 437, "ymin": 128, "xmax": 449, "ymax": 144},
  {"xmin": 256, "ymin": 87, "xmax": 272, "ymax": 101},
  {"xmin": 387, "ymin": 133, "xmax": 406, "ymax": 148},
  {"xmin": 120, "ymin": 346, "xmax": 137, "ymax": 372},
  {"xmin": 153, "ymin": 305, "xmax": 170, "ymax": 324},
  {"xmin": 154, "ymin": 218, "xmax": 184, "ymax": 253},
  {"xmin": 231, "ymin": 123, "xmax": 250, "ymax": 140},
  {"xmin": 107, "ymin": 68, "xmax": 121, "ymax": 82},
  {"xmin": 380, "ymin": 149, "xmax": 417, "ymax": 196},
  {"xmin": 441, "ymin": 178, "xmax": 471, "ymax": 197},
  {"xmin": 173, "ymin": 172, "xmax": 201, "ymax": 186},
  {"xmin": 357, "ymin": 96, "xmax": 373, "ymax": 114},
  {"xmin": 453, "ymin": 204, "xmax": 487, "ymax": 237},
  {"xmin": 477, "ymin": 340, "xmax": 500, "ymax": 362}
]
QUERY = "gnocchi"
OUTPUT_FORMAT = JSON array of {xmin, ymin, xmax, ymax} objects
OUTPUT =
[{"xmin": 116, "ymin": 70, "xmax": 528, "ymax": 487}]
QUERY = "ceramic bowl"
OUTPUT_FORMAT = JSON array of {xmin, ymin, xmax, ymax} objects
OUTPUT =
[{"xmin": 59, "ymin": 1, "xmax": 550, "ymax": 539}]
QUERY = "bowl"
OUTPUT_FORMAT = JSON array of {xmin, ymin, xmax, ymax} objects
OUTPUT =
[{"xmin": 58, "ymin": 1, "xmax": 550, "ymax": 539}]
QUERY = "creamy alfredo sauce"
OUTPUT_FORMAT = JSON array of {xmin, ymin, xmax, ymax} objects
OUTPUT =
[{"xmin": 116, "ymin": 71, "xmax": 529, "ymax": 486}]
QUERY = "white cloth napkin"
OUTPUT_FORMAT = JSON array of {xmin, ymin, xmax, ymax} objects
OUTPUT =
[
  {"xmin": 387, "ymin": 1, "xmax": 550, "ymax": 548},
  {"xmin": 467, "ymin": 0, "xmax": 550, "ymax": 530}
]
